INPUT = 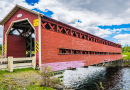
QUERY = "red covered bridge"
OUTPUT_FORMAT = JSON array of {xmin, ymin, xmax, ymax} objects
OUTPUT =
[{"xmin": 0, "ymin": 5, "xmax": 122, "ymax": 71}]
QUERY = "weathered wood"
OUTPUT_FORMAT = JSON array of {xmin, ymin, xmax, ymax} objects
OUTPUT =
[
  {"xmin": 0, "ymin": 58, "xmax": 8, "ymax": 62},
  {"xmin": 26, "ymin": 27, "xmax": 32, "ymax": 35},
  {"xmin": 14, "ymin": 25, "xmax": 31, "ymax": 28},
  {"xmin": 0, "ymin": 57, "xmax": 36, "ymax": 71},
  {"xmin": 30, "ymin": 31, "xmax": 32, "ymax": 57},
  {"xmin": 13, "ymin": 63, "xmax": 32, "ymax": 67},
  {"xmin": 13, "ymin": 57, "xmax": 32, "ymax": 61},
  {"xmin": 32, "ymin": 57, "xmax": 36, "ymax": 69},
  {"xmin": 8, "ymin": 57, "xmax": 13, "ymax": 72},
  {"xmin": 0, "ymin": 65, "xmax": 8, "ymax": 69},
  {"xmin": 17, "ymin": 29, "xmax": 22, "ymax": 35},
  {"xmin": 13, "ymin": 66, "xmax": 32, "ymax": 69}
]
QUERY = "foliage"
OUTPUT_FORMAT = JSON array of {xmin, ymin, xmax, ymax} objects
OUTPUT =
[
  {"xmin": 94, "ymin": 82, "xmax": 104, "ymax": 90},
  {"xmin": 51, "ymin": 77, "xmax": 61, "ymax": 85},
  {"xmin": 41, "ymin": 65, "xmax": 61, "ymax": 87},
  {"xmin": 0, "ymin": 77, "xmax": 19, "ymax": 90},
  {"xmin": 122, "ymin": 45, "xmax": 130, "ymax": 60},
  {"xmin": 100, "ymin": 82, "xmax": 104, "ymax": 89},
  {"xmin": 122, "ymin": 52, "xmax": 130, "ymax": 60},
  {"xmin": 26, "ymin": 51, "xmax": 35, "ymax": 54},
  {"xmin": 26, "ymin": 85, "xmax": 55, "ymax": 90},
  {"xmin": 0, "ymin": 68, "xmax": 56, "ymax": 90},
  {"xmin": 0, "ymin": 70, "xmax": 9, "ymax": 74},
  {"xmin": 122, "ymin": 45, "xmax": 130, "ymax": 53},
  {"xmin": 13, "ymin": 68, "xmax": 35, "ymax": 72}
]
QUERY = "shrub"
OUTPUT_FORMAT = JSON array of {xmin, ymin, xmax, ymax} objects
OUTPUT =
[{"xmin": 40, "ymin": 65, "xmax": 61, "ymax": 87}]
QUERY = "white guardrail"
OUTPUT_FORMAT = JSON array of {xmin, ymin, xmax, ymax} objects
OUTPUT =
[{"xmin": 0, "ymin": 56, "xmax": 36, "ymax": 72}]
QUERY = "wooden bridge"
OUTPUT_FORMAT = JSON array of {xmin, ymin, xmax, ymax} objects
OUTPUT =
[{"xmin": 0, "ymin": 5, "xmax": 122, "ymax": 71}]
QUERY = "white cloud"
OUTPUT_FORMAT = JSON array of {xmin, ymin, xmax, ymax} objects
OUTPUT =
[
  {"xmin": 0, "ymin": 38, "xmax": 2, "ymax": 45},
  {"xmin": 0, "ymin": 26, "xmax": 3, "ymax": 37},
  {"xmin": 113, "ymin": 34, "xmax": 130, "ymax": 46},
  {"xmin": 0, "ymin": 0, "xmax": 130, "ymax": 45}
]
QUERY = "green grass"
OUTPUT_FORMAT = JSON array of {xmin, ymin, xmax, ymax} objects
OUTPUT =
[
  {"xmin": 122, "ymin": 52, "xmax": 130, "ymax": 55},
  {"xmin": 122, "ymin": 52, "xmax": 130, "ymax": 60},
  {"xmin": 0, "ymin": 69, "xmax": 9, "ymax": 74},
  {"xmin": 26, "ymin": 85, "xmax": 55, "ymax": 90},
  {"xmin": 0, "ymin": 68, "xmax": 35, "ymax": 74},
  {"xmin": 26, "ymin": 51, "xmax": 35, "ymax": 54},
  {"xmin": 0, "ymin": 50, "xmax": 2, "ymax": 55},
  {"xmin": 13, "ymin": 67, "xmax": 35, "ymax": 72},
  {"xmin": 0, "ymin": 68, "xmax": 56, "ymax": 90}
]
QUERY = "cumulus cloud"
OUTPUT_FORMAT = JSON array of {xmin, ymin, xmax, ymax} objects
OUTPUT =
[
  {"xmin": 113, "ymin": 34, "xmax": 130, "ymax": 46},
  {"xmin": 0, "ymin": 0, "xmax": 130, "ymax": 45},
  {"xmin": 0, "ymin": 38, "xmax": 2, "ymax": 45},
  {"xmin": 32, "ymin": 0, "xmax": 130, "ymax": 38},
  {"xmin": 0, "ymin": 26, "xmax": 3, "ymax": 36}
]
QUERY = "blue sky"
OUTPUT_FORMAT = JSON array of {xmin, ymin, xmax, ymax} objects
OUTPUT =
[
  {"xmin": 25, "ymin": 0, "xmax": 39, "ymax": 6},
  {"xmin": 0, "ymin": 0, "xmax": 130, "ymax": 46},
  {"xmin": 98, "ymin": 24, "xmax": 130, "ymax": 43}
]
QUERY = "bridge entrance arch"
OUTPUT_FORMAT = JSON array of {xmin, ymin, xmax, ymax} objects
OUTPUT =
[{"xmin": 5, "ymin": 19, "xmax": 36, "ymax": 58}]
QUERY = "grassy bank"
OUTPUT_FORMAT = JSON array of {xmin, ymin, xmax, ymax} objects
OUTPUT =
[{"xmin": 0, "ymin": 68, "xmax": 56, "ymax": 90}]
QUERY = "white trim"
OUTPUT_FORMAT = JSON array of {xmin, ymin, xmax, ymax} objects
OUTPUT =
[
  {"xmin": 5, "ymin": 18, "xmax": 36, "ymax": 58},
  {"xmin": 38, "ymin": 15, "xmax": 41, "ymax": 70},
  {"xmin": 2, "ymin": 25, "xmax": 4, "ymax": 56},
  {"xmin": 5, "ymin": 22, "xmax": 14, "ymax": 57}
]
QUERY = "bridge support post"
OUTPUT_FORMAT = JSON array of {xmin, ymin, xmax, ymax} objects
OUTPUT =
[{"xmin": 8, "ymin": 57, "xmax": 13, "ymax": 72}]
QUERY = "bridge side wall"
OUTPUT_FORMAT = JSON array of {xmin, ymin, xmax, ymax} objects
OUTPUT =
[{"xmin": 41, "ymin": 28, "xmax": 122, "ymax": 71}]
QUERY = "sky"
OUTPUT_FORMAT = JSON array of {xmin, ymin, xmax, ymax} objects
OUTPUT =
[{"xmin": 0, "ymin": 0, "xmax": 130, "ymax": 46}]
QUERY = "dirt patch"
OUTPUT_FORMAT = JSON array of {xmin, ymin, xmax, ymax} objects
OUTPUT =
[{"xmin": 1, "ymin": 70, "xmax": 42, "ymax": 88}]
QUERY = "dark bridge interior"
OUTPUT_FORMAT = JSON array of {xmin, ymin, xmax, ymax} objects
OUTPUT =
[{"xmin": 8, "ymin": 20, "xmax": 35, "ymax": 57}]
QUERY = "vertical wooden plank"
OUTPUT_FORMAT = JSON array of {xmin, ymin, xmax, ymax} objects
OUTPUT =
[
  {"xmin": 7, "ymin": 35, "xmax": 26, "ymax": 57},
  {"xmin": 30, "ymin": 32, "xmax": 32, "ymax": 57},
  {"xmin": 8, "ymin": 57, "xmax": 13, "ymax": 72},
  {"xmin": 32, "ymin": 56, "xmax": 36, "ymax": 69}
]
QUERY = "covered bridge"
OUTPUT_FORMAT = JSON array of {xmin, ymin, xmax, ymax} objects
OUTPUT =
[{"xmin": 0, "ymin": 5, "xmax": 122, "ymax": 71}]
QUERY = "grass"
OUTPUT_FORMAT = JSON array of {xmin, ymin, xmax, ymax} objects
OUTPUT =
[
  {"xmin": 0, "ymin": 50, "xmax": 2, "ymax": 55},
  {"xmin": 26, "ymin": 51, "xmax": 35, "ymax": 54},
  {"xmin": 0, "ymin": 68, "xmax": 37, "ymax": 74},
  {"xmin": 0, "ymin": 68, "xmax": 56, "ymax": 90},
  {"xmin": 26, "ymin": 85, "xmax": 55, "ymax": 90},
  {"xmin": 122, "ymin": 52, "xmax": 130, "ymax": 60}
]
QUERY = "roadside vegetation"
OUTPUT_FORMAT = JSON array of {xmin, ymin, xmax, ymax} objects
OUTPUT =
[
  {"xmin": 122, "ymin": 45, "xmax": 130, "ymax": 66},
  {"xmin": 0, "ymin": 45, "xmax": 62, "ymax": 89},
  {"xmin": 122, "ymin": 45, "xmax": 130, "ymax": 60},
  {"xmin": 0, "ymin": 68, "xmax": 58, "ymax": 90}
]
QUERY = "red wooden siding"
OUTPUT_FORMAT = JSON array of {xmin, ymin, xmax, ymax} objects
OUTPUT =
[
  {"xmin": 41, "ymin": 28, "xmax": 122, "ymax": 69},
  {"xmin": 7, "ymin": 35, "xmax": 26, "ymax": 58},
  {"xmin": 3, "ymin": 8, "xmax": 39, "ymax": 65}
]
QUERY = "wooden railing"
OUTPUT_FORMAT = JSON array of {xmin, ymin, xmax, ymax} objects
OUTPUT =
[{"xmin": 0, "ymin": 57, "xmax": 36, "ymax": 72}]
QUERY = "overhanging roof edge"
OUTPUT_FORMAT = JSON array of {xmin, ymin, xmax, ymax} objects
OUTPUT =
[{"xmin": 0, "ymin": 4, "xmax": 40, "ymax": 25}]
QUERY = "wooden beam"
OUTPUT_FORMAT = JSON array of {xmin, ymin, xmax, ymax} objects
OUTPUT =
[
  {"xmin": 16, "ymin": 29, "xmax": 22, "ymax": 35},
  {"xmin": 26, "ymin": 27, "xmax": 32, "ymax": 34},
  {"xmin": 13, "ymin": 25, "xmax": 31, "ymax": 28},
  {"xmin": 30, "ymin": 32, "xmax": 32, "ymax": 57}
]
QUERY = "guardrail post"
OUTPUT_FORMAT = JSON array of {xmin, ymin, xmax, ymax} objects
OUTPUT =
[
  {"xmin": 32, "ymin": 57, "xmax": 36, "ymax": 69},
  {"xmin": 8, "ymin": 57, "xmax": 13, "ymax": 72}
]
